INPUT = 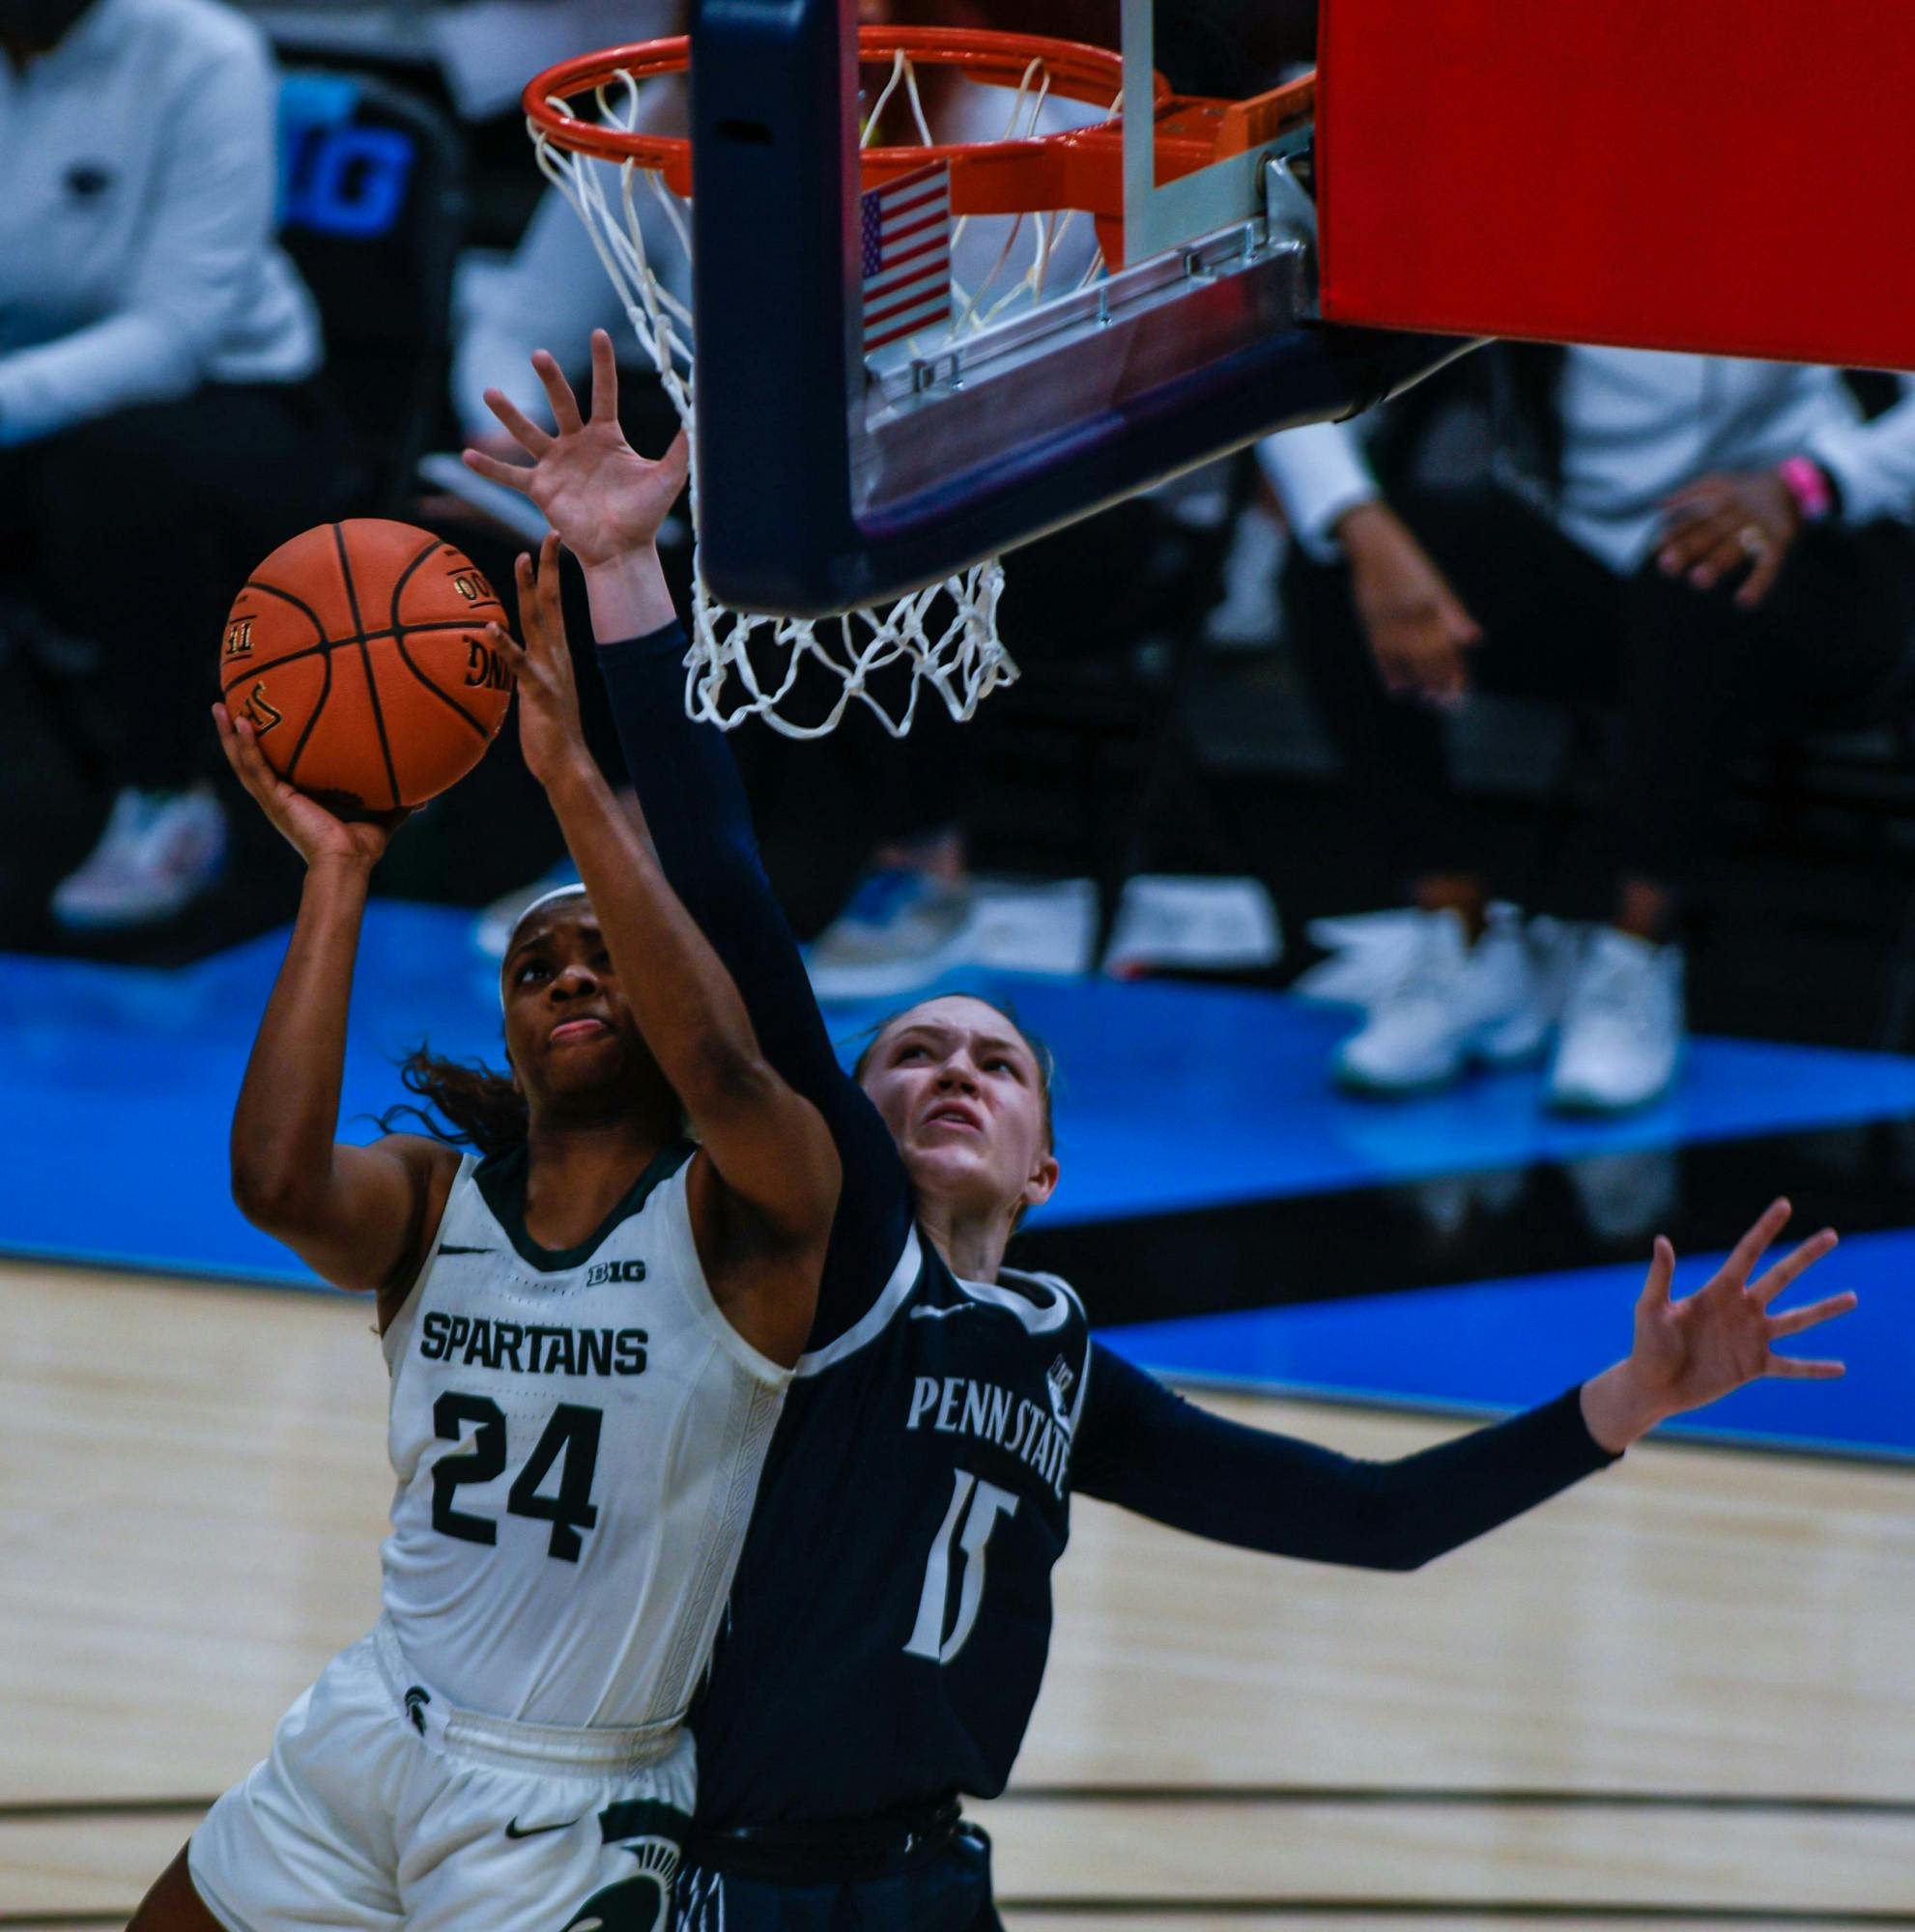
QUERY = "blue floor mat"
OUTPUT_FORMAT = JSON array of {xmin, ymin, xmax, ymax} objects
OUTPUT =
[
  {"xmin": 10, "ymin": 902, "xmax": 1915, "ymax": 1279},
  {"xmin": 835, "ymin": 970, "xmax": 1915, "ymax": 1224}
]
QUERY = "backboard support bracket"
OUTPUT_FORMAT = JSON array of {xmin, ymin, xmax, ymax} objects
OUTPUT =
[{"xmin": 688, "ymin": 0, "xmax": 1474, "ymax": 615}]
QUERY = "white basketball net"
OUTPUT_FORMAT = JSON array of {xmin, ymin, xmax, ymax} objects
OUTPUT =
[{"xmin": 530, "ymin": 50, "xmax": 1106, "ymax": 736}]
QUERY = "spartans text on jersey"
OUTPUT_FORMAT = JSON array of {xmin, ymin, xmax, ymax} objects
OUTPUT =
[{"xmin": 418, "ymin": 1312, "xmax": 647, "ymax": 1377}]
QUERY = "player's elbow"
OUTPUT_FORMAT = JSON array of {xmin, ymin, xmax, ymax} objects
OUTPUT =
[
  {"xmin": 1377, "ymin": 1543, "xmax": 1438, "ymax": 1574},
  {"xmin": 1332, "ymin": 1536, "xmax": 1436, "ymax": 1574},
  {"xmin": 1342, "ymin": 1491, "xmax": 1442, "ymax": 1572},
  {"xmin": 679, "ymin": 1037, "xmax": 783, "ymax": 1128},
  {"xmin": 229, "ymin": 1151, "xmax": 323, "ymax": 1235},
  {"xmin": 230, "ymin": 1167, "xmax": 300, "ymax": 1232}
]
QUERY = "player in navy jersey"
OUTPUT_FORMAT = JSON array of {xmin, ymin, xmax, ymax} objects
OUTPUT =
[{"xmin": 466, "ymin": 333, "xmax": 1860, "ymax": 1932}]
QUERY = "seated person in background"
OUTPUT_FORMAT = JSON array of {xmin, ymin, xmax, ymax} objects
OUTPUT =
[
  {"xmin": 1, "ymin": 0, "xmax": 346, "ymax": 931},
  {"xmin": 1260, "ymin": 346, "xmax": 1915, "ymax": 1112}
]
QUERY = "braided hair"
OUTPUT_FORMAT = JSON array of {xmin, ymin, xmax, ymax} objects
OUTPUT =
[{"xmin": 379, "ymin": 1047, "xmax": 527, "ymax": 1157}]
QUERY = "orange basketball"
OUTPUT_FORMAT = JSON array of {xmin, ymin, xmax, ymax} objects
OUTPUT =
[{"xmin": 218, "ymin": 520, "xmax": 516, "ymax": 815}]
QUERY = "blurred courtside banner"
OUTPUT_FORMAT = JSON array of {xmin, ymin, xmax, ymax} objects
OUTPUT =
[{"xmin": 1316, "ymin": 0, "xmax": 1915, "ymax": 370}]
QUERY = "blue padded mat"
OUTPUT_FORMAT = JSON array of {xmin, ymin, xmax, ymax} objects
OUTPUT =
[{"xmin": 10, "ymin": 902, "xmax": 1915, "ymax": 1280}]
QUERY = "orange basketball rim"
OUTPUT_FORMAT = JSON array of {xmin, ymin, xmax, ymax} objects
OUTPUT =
[{"xmin": 524, "ymin": 26, "xmax": 1314, "ymax": 267}]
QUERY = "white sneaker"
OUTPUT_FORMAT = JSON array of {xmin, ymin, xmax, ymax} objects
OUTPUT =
[
  {"xmin": 805, "ymin": 867, "xmax": 982, "ymax": 1000},
  {"xmin": 968, "ymin": 875, "xmax": 1098, "ymax": 978},
  {"xmin": 1333, "ymin": 905, "xmax": 1556, "ymax": 1095},
  {"xmin": 1471, "ymin": 903, "xmax": 1560, "ymax": 1066},
  {"xmin": 1294, "ymin": 907, "xmax": 1429, "ymax": 1007},
  {"xmin": 51, "ymin": 783, "xmax": 228, "ymax": 930},
  {"xmin": 1100, "ymin": 874, "xmax": 1282, "ymax": 978},
  {"xmin": 1547, "ymin": 927, "xmax": 1685, "ymax": 1114}
]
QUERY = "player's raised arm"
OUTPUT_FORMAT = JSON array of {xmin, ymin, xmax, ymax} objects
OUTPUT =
[
  {"xmin": 463, "ymin": 335, "xmax": 856, "ymax": 1102},
  {"xmin": 465, "ymin": 333, "xmax": 914, "ymax": 1344},
  {"xmin": 214, "ymin": 705, "xmax": 458, "ymax": 1306},
  {"xmin": 1075, "ymin": 1200, "xmax": 1853, "ymax": 1571},
  {"xmin": 460, "ymin": 336, "xmax": 866, "ymax": 1105},
  {"xmin": 496, "ymin": 535, "xmax": 841, "ymax": 1367}
]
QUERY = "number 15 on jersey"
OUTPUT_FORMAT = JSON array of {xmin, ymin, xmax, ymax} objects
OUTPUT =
[{"xmin": 904, "ymin": 1468, "xmax": 1018, "ymax": 1665}]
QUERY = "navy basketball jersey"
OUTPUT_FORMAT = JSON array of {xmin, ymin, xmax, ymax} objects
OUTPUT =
[{"xmin": 689, "ymin": 1228, "xmax": 1093, "ymax": 1826}]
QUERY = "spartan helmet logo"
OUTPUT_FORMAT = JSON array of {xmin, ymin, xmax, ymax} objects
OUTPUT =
[
  {"xmin": 558, "ymin": 1837, "xmax": 677, "ymax": 1932},
  {"xmin": 559, "ymin": 1800, "xmax": 685, "ymax": 1932}
]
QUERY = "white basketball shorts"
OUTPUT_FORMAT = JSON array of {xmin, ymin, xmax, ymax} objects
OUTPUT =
[{"xmin": 188, "ymin": 1619, "xmax": 694, "ymax": 1932}]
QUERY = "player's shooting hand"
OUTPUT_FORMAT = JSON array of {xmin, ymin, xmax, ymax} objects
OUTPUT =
[
  {"xmin": 1579, "ymin": 1198, "xmax": 1853, "ymax": 1452},
  {"xmin": 1655, "ymin": 469, "xmax": 1801, "ymax": 608},
  {"xmin": 463, "ymin": 330, "xmax": 689, "ymax": 568},
  {"xmin": 212, "ymin": 703, "xmax": 408, "ymax": 869},
  {"xmin": 1339, "ymin": 500, "xmax": 1483, "ymax": 709},
  {"xmin": 494, "ymin": 532, "xmax": 589, "ymax": 790}
]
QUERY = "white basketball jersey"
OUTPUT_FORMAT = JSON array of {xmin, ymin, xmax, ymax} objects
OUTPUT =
[{"xmin": 378, "ymin": 1142, "xmax": 789, "ymax": 1730}]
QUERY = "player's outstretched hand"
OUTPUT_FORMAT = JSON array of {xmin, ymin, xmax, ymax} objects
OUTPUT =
[
  {"xmin": 492, "ymin": 532, "xmax": 588, "ymax": 790},
  {"xmin": 1580, "ymin": 1198, "xmax": 1853, "ymax": 1452},
  {"xmin": 464, "ymin": 329, "xmax": 688, "ymax": 569},
  {"xmin": 212, "ymin": 702, "xmax": 407, "ymax": 868}
]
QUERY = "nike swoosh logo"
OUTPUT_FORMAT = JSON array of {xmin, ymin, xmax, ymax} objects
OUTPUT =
[
  {"xmin": 910, "ymin": 1303, "xmax": 978, "ymax": 1321},
  {"xmin": 439, "ymin": 1244, "xmax": 494, "ymax": 1255},
  {"xmin": 504, "ymin": 1815, "xmax": 583, "ymax": 1839}
]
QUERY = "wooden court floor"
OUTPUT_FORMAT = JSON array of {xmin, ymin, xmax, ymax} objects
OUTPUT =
[{"xmin": 4, "ymin": 1258, "xmax": 1912, "ymax": 1928}]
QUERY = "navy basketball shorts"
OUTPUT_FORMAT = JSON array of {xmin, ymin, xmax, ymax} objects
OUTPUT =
[{"xmin": 676, "ymin": 1824, "xmax": 1003, "ymax": 1932}]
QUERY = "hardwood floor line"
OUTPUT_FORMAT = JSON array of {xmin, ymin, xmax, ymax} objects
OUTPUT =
[{"xmin": 997, "ymin": 1787, "xmax": 1915, "ymax": 1815}]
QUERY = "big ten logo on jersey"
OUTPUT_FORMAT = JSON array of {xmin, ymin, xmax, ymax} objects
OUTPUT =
[
  {"xmin": 464, "ymin": 638, "xmax": 514, "ymax": 692},
  {"xmin": 236, "ymin": 680, "xmax": 283, "ymax": 735},
  {"xmin": 586, "ymin": 1259, "xmax": 648, "ymax": 1288},
  {"xmin": 223, "ymin": 615, "xmax": 255, "ymax": 661}
]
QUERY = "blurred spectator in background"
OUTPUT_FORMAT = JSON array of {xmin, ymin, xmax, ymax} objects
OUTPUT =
[
  {"xmin": 446, "ymin": 0, "xmax": 682, "ymax": 459},
  {"xmin": 1, "ymin": 0, "xmax": 347, "ymax": 930},
  {"xmin": 1263, "ymin": 347, "xmax": 1915, "ymax": 1111},
  {"xmin": 423, "ymin": 0, "xmax": 662, "ymax": 124}
]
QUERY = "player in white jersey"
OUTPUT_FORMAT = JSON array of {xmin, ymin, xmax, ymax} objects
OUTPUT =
[{"xmin": 129, "ymin": 503, "xmax": 842, "ymax": 1932}]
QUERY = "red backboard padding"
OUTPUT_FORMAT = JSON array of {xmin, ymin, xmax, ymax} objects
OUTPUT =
[{"xmin": 1316, "ymin": 0, "xmax": 1915, "ymax": 370}]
